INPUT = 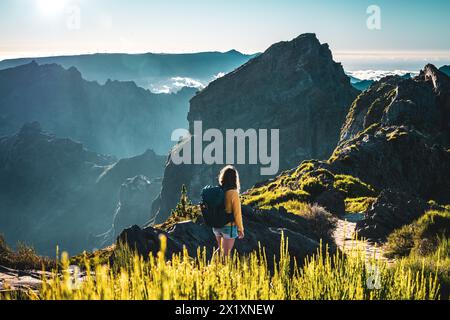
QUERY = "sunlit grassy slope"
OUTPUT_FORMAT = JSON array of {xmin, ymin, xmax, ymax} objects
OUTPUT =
[{"xmin": 31, "ymin": 234, "xmax": 441, "ymax": 300}]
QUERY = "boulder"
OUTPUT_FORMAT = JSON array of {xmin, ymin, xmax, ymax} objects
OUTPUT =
[
  {"xmin": 314, "ymin": 190, "xmax": 346, "ymax": 217},
  {"xmin": 116, "ymin": 206, "xmax": 323, "ymax": 267},
  {"xmin": 355, "ymin": 189, "xmax": 429, "ymax": 241}
]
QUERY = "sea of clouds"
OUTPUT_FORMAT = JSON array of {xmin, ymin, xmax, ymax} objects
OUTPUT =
[
  {"xmin": 150, "ymin": 72, "xmax": 226, "ymax": 94},
  {"xmin": 346, "ymin": 70, "xmax": 420, "ymax": 82},
  {"xmin": 150, "ymin": 69, "xmax": 423, "ymax": 94}
]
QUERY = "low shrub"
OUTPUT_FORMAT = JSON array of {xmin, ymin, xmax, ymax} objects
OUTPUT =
[
  {"xmin": 302, "ymin": 204, "xmax": 337, "ymax": 241},
  {"xmin": 384, "ymin": 208, "xmax": 450, "ymax": 258},
  {"xmin": 0, "ymin": 234, "xmax": 55, "ymax": 271}
]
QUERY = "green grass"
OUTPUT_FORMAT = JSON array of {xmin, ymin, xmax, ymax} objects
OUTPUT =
[
  {"xmin": 386, "ymin": 127, "xmax": 409, "ymax": 141},
  {"xmin": 333, "ymin": 175, "xmax": 376, "ymax": 198},
  {"xmin": 242, "ymin": 161, "xmax": 376, "ymax": 212},
  {"xmin": 265, "ymin": 200, "xmax": 311, "ymax": 215},
  {"xmin": 345, "ymin": 197, "xmax": 377, "ymax": 214},
  {"xmin": 328, "ymin": 123, "xmax": 380, "ymax": 163},
  {"xmin": 400, "ymin": 238, "xmax": 450, "ymax": 299},
  {"xmin": 32, "ymin": 234, "xmax": 440, "ymax": 300},
  {"xmin": 385, "ymin": 208, "xmax": 450, "ymax": 258},
  {"xmin": 242, "ymin": 186, "xmax": 310, "ymax": 208},
  {"xmin": 382, "ymin": 207, "xmax": 450, "ymax": 299}
]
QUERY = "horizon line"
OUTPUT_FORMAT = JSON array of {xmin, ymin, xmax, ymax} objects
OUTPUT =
[{"xmin": 3, "ymin": 49, "xmax": 450, "ymax": 62}]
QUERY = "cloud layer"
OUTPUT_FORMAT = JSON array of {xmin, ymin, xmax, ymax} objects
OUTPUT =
[{"xmin": 347, "ymin": 70, "xmax": 419, "ymax": 82}]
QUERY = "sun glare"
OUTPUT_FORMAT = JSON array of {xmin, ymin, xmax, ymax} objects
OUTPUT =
[{"xmin": 36, "ymin": 0, "xmax": 67, "ymax": 16}]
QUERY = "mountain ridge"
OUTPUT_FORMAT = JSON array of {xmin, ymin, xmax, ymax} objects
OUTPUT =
[
  {"xmin": 0, "ymin": 61, "xmax": 197, "ymax": 157},
  {"xmin": 0, "ymin": 51, "xmax": 258, "ymax": 92}
]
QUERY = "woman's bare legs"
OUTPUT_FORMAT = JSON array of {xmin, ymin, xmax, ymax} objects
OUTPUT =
[
  {"xmin": 221, "ymin": 238, "xmax": 235, "ymax": 256},
  {"xmin": 215, "ymin": 236, "xmax": 235, "ymax": 256},
  {"xmin": 215, "ymin": 236, "xmax": 223, "ymax": 250}
]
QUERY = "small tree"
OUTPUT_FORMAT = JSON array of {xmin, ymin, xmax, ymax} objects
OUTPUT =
[{"xmin": 171, "ymin": 185, "xmax": 195, "ymax": 219}]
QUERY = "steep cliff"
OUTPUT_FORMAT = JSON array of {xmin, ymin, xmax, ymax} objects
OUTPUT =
[
  {"xmin": 340, "ymin": 64, "xmax": 449, "ymax": 146},
  {"xmin": 153, "ymin": 34, "xmax": 358, "ymax": 222}
]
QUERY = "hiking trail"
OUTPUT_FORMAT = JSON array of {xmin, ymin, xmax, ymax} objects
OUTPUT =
[{"xmin": 333, "ymin": 214, "xmax": 394, "ymax": 264}]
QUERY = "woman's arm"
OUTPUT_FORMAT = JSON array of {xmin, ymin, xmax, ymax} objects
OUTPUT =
[{"xmin": 231, "ymin": 190, "xmax": 244, "ymax": 233}]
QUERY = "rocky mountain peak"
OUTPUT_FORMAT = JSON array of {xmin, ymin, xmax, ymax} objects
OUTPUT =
[
  {"xmin": 340, "ymin": 64, "xmax": 450, "ymax": 146},
  {"xmin": 154, "ymin": 34, "xmax": 359, "ymax": 222},
  {"xmin": 419, "ymin": 63, "xmax": 450, "ymax": 93}
]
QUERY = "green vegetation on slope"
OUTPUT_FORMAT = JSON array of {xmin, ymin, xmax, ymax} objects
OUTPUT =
[
  {"xmin": 383, "ymin": 207, "xmax": 450, "ymax": 299},
  {"xmin": 242, "ymin": 160, "xmax": 376, "ymax": 215},
  {"xmin": 399, "ymin": 238, "xmax": 450, "ymax": 299},
  {"xmin": 385, "ymin": 208, "xmax": 450, "ymax": 258},
  {"xmin": 345, "ymin": 197, "xmax": 377, "ymax": 214}
]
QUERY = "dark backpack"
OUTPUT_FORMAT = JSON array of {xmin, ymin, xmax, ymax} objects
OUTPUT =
[{"xmin": 200, "ymin": 185, "xmax": 234, "ymax": 228}]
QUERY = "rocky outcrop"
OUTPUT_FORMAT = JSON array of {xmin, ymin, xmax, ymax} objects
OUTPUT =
[
  {"xmin": 330, "ymin": 125, "xmax": 449, "ymax": 202},
  {"xmin": 340, "ymin": 65, "xmax": 449, "ymax": 146},
  {"xmin": 0, "ymin": 124, "xmax": 165, "ymax": 255},
  {"xmin": 0, "ymin": 61, "xmax": 196, "ymax": 157},
  {"xmin": 331, "ymin": 65, "xmax": 450, "ymax": 202},
  {"xmin": 355, "ymin": 190, "xmax": 429, "ymax": 241},
  {"xmin": 154, "ymin": 33, "xmax": 358, "ymax": 222},
  {"xmin": 116, "ymin": 206, "xmax": 324, "ymax": 267}
]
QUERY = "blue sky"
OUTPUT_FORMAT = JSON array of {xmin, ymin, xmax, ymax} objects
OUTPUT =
[{"xmin": 1, "ymin": 0, "xmax": 450, "ymax": 70}]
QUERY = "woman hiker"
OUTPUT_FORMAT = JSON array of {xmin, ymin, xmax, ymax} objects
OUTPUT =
[{"xmin": 212, "ymin": 165, "xmax": 245, "ymax": 255}]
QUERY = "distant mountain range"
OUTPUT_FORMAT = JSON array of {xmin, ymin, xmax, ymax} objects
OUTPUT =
[
  {"xmin": 440, "ymin": 65, "xmax": 450, "ymax": 76},
  {"xmin": 348, "ymin": 71, "xmax": 414, "ymax": 91},
  {"xmin": 0, "ymin": 51, "xmax": 258, "ymax": 93},
  {"xmin": 0, "ymin": 61, "xmax": 197, "ymax": 157}
]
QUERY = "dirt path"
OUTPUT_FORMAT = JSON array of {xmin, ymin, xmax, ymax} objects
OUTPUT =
[
  {"xmin": 333, "ymin": 214, "xmax": 394, "ymax": 264},
  {"xmin": 0, "ymin": 267, "xmax": 49, "ymax": 296},
  {"xmin": 0, "ymin": 273, "xmax": 42, "ymax": 292}
]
